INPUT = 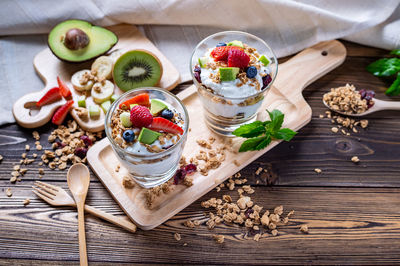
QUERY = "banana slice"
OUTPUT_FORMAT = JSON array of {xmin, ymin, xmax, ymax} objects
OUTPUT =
[
  {"xmin": 108, "ymin": 50, "xmax": 123, "ymax": 65},
  {"xmin": 71, "ymin": 69, "xmax": 94, "ymax": 91},
  {"xmin": 91, "ymin": 56, "xmax": 113, "ymax": 80},
  {"xmin": 91, "ymin": 80, "xmax": 114, "ymax": 104}
]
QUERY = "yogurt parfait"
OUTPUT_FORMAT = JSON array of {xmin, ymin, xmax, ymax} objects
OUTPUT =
[
  {"xmin": 105, "ymin": 88, "xmax": 188, "ymax": 188},
  {"xmin": 191, "ymin": 31, "xmax": 277, "ymax": 136}
]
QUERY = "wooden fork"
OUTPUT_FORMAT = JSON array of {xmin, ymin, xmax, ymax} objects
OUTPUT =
[{"xmin": 32, "ymin": 181, "xmax": 137, "ymax": 233}]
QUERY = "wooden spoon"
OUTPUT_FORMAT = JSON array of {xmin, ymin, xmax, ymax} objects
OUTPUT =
[
  {"xmin": 323, "ymin": 97, "xmax": 400, "ymax": 117},
  {"xmin": 67, "ymin": 163, "xmax": 90, "ymax": 266}
]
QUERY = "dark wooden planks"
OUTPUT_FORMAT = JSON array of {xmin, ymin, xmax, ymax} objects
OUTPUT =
[{"xmin": 1, "ymin": 186, "xmax": 400, "ymax": 264}]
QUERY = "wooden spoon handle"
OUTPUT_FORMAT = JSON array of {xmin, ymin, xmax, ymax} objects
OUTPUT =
[
  {"xmin": 376, "ymin": 100, "xmax": 400, "ymax": 111},
  {"xmin": 77, "ymin": 202, "xmax": 88, "ymax": 266},
  {"xmin": 84, "ymin": 204, "xmax": 137, "ymax": 233}
]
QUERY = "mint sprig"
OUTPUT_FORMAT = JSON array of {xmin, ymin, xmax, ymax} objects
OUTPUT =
[
  {"xmin": 232, "ymin": 109, "xmax": 297, "ymax": 152},
  {"xmin": 366, "ymin": 49, "xmax": 400, "ymax": 95}
]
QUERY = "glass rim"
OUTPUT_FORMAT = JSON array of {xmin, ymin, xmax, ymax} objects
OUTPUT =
[
  {"xmin": 104, "ymin": 87, "xmax": 189, "ymax": 158},
  {"xmin": 189, "ymin": 30, "xmax": 278, "ymax": 101}
]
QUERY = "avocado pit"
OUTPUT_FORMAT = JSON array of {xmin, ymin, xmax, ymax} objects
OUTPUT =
[{"xmin": 64, "ymin": 28, "xmax": 90, "ymax": 50}]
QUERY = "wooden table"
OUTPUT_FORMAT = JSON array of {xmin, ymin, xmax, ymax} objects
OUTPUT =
[{"xmin": 1, "ymin": 40, "xmax": 400, "ymax": 265}]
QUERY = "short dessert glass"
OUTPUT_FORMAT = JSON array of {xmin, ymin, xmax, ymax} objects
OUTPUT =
[
  {"xmin": 190, "ymin": 31, "xmax": 278, "ymax": 136},
  {"xmin": 105, "ymin": 88, "xmax": 189, "ymax": 188}
]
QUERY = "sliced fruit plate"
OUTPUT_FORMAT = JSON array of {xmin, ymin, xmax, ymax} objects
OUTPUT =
[
  {"xmin": 87, "ymin": 40, "xmax": 346, "ymax": 229},
  {"xmin": 13, "ymin": 24, "xmax": 180, "ymax": 132}
]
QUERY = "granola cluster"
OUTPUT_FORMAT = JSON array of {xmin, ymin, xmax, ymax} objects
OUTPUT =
[
  {"xmin": 321, "ymin": 110, "xmax": 368, "ymax": 136},
  {"xmin": 323, "ymin": 84, "xmax": 370, "ymax": 114}
]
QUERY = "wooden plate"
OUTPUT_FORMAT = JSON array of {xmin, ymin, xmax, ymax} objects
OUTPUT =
[
  {"xmin": 87, "ymin": 40, "xmax": 347, "ymax": 230},
  {"xmin": 13, "ymin": 24, "xmax": 180, "ymax": 132}
]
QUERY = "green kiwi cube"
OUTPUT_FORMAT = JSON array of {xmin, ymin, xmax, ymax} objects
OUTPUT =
[
  {"xmin": 101, "ymin": 100, "xmax": 111, "ymax": 114},
  {"xmin": 77, "ymin": 95, "xmax": 86, "ymax": 107},
  {"xmin": 198, "ymin": 57, "xmax": 208, "ymax": 68},
  {"xmin": 110, "ymin": 94, "xmax": 118, "ymax": 103},
  {"xmin": 150, "ymin": 99, "xmax": 167, "ymax": 115},
  {"xmin": 227, "ymin": 40, "xmax": 244, "ymax": 48},
  {"xmin": 89, "ymin": 105, "xmax": 100, "ymax": 118},
  {"xmin": 138, "ymin": 127, "xmax": 161, "ymax": 144},
  {"xmin": 119, "ymin": 112, "xmax": 132, "ymax": 127},
  {"xmin": 219, "ymin": 67, "xmax": 240, "ymax": 82},
  {"xmin": 259, "ymin": 55, "xmax": 270, "ymax": 66}
]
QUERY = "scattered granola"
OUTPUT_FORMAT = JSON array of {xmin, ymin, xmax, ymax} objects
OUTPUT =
[
  {"xmin": 0, "ymin": 155, "xmax": 3, "ymax": 162},
  {"xmin": 6, "ymin": 188, "xmax": 12, "ymax": 197},
  {"xmin": 212, "ymin": 234, "xmax": 224, "ymax": 244},
  {"xmin": 174, "ymin": 232, "xmax": 181, "ymax": 241},
  {"xmin": 351, "ymin": 156, "xmax": 360, "ymax": 163},
  {"xmin": 314, "ymin": 168, "xmax": 322, "ymax": 174},
  {"xmin": 122, "ymin": 175, "xmax": 135, "ymax": 188},
  {"xmin": 23, "ymin": 198, "xmax": 30, "ymax": 206},
  {"xmin": 300, "ymin": 224, "xmax": 309, "ymax": 234},
  {"xmin": 324, "ymin": 111, "xmax": 369, "ymax": 135}
]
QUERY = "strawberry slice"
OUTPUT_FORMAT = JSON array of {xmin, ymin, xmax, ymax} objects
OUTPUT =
[
  {"xmin": 57, "ymin": 76, "xmax": 72, "ymax": 98},
  {"xmin": 52, "ymin": 100, "xmax": 74, "ymax": 125},
  {"xmin": 148, "ymin": 117, "xmax": 184, "ymax": 135},
  {"xmin": 227, "ymin": 49, "xmax": 250, "ymax": 68},
  {"xmin": 36, "ymin": 87, "xmax": 62, "ymax": 107},
  {"xmin": 210, "ymin": 46, "xmax": 242, "ymax": 62},
  {"xmin": 119, "ymin": 93, "xmax": 150, "ymax": 109}
]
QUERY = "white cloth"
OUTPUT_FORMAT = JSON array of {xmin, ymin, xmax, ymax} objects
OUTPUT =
[{"xmin": 1, "ymin": 0, "xmax": 400, "ymax": 125}]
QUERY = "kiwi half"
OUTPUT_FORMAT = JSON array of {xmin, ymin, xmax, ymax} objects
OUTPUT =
[{"xmin": 113, "ymin": 50, "xmax": 163, "ymax": 91}]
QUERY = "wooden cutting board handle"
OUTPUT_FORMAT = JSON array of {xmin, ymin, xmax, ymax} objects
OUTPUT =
[
  {"xmin": 274, "ymin": 40, "xmax": 347, "ymax": 104},
  {"xmin": 12, "ymin": 85, "xmax": 65, "ymax": 129}
]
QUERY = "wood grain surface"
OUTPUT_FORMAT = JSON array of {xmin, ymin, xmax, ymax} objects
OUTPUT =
[{"xmin": 1, "ymin": 40, "xmax": 400, "ymax": 265}]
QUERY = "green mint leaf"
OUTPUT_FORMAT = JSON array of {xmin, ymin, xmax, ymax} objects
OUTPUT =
[
  {"xmin": 366, "ymin": 58, "xmax": 400, "ymax": 77},
  {"xmin": 386, "ymin": 73, "xmax": 400, "ymax": 96},
  {"xmin": 267, "ymin": 109, "xmax": 284, "ymax": 132},
  {"xmin": 390, "ymin": 49, "xmax": 400, "ymax": 56},
  {"xmin": 232, "ymin": 121, "xmax": 266, "ymax": 138},
  {"xmin": 239, "ymin": 136, "xmax": 271, "ymax": 152},
  {"xmin": 274, "ymin": 128, "xmax": 297, "ymax": 141}
]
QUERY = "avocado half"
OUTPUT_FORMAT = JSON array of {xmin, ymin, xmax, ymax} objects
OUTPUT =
[{"xmin": 48, "ymin": 20, "xmax": 118, "ymax": 63}]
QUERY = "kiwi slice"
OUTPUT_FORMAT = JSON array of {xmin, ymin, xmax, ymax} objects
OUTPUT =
[{"xmin": 113, "ymin": 50, "xmax": 163, "ymax": 91}]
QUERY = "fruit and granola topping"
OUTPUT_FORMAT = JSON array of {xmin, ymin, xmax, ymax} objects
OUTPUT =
[
  {"xmin": 110, "ymin": 93, "xmax": 184, "ymax": 154},
  {"xmin": 194, "ymin": 40, "xmax": 273, "ymax": 98}
]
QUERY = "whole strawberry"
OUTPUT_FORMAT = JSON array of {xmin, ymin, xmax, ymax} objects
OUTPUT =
[
  {"xmin": 228, "ymin": 49, "xmax": 250, "ymax": 68},
  {"xmin": 130, "ymin": 105, "xmax": 153, "ymax": 127}
]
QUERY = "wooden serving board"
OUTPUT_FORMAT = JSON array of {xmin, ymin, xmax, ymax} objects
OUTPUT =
[
  {"xmin": 13, "ymin": 24, "xmax": 180, "ymax": 132},
  {"xmin": 87, "ymin": 40, "xmax": 347, "ymax": 230}
]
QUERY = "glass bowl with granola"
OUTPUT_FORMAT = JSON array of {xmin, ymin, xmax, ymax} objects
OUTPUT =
[
  {"xmin": 105, "ymin": 88, "xmax": 189, "ymax": 188},
  {"xmin": 190, "ymin": 31, "xmax": 278, "ymax": 136}
]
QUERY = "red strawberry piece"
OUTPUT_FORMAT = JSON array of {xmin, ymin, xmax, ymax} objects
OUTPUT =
[
  {"xmin": 210, "ymin": 46, "xmax": 230, "ymax": 61},
  {"xmin": 148, "ymin": 117, "xmax": 184, "ymax": 135},
  {"xmin": 210, "ymin": 46, "xmax": 243, "ymax": 62},
  {"xmin": 51, "ymin": 100, "xmax": 74, "ymax": 125},
  {"xmin": 36, "ymin": 87, "xmax": 62, "ymax": 107},
  {"xmin": 119, "ymin": 93, "xmax": 150, "ymax": 109},
  {"xmin": 130, "ymin": 105, "xmax": 153, "ymax": 127},
  {"xmin": 228, "ymin": 49, "xmax": 250, "ymax": 68},
  {"xmin": 57, "ymin": 76, "xmax": 72, "ymax": 98}
]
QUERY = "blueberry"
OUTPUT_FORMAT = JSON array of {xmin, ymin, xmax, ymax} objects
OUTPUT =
[
  {"xmin": 366, "ymin": 90, "xmax": 375, "ymax": 98},
  {"xmin": 364, "ymin": 95, "xmax": 372, "ymax": 101},
  {"xmin": 262, "ymin": 74, "xmax": 272, "ymax": 89},
  {"xmin": 246, "ymin": 66, "xmax": 258, "ymax": 78},
  {"xmin": 122, "ymin": 129, "xmax": 135, "ymax": 142},
  {"xmin": 161, "ymin": 109, "xmax": 174, "ymax": 120},
  {"xmin": 194, "ymin": 66, "xmax": 201, "ymax": 73},
  {"xmin": 216, "ymin": 42, "xmax": 227, "ymax": 47}
]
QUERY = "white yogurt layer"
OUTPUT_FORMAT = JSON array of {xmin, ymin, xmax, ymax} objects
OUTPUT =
[{"xmin": 199, "ymin": 49, "xmax": 271, "ymax": 98}]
